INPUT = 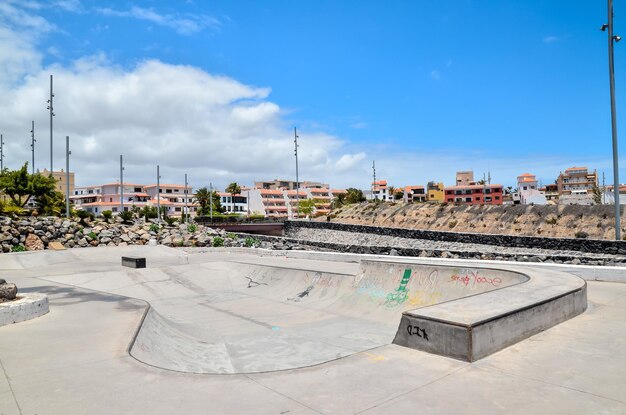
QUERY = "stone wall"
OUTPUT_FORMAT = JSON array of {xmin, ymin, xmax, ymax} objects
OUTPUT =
[{"xmin": 284, "ymin": 220, "xmax": 626, "ymax": 255}]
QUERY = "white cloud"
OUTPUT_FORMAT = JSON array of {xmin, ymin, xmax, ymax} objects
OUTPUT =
[
  {"xmin": 430, "ymin": 69, "xmax": 440, "ymax": 80},
  {"xmin": 542, "ymin": 35, "xmax": 560, "ymax": 43},
  {"xmin": 96, "ymin": 6, "xmax": 220, "ymax": 35},
  {"xmin": 335, "ymin": 153, "xmax": 367, "ymax": 172}
]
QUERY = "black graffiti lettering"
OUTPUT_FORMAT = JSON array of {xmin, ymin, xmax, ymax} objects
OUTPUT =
[{"xmin": 406, "ymin": 324, "xmax": 429, "ymax": 341}]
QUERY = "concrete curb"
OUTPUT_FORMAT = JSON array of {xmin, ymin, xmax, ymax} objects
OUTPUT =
[{"xmin": 0, "ymin": 293, "xmax": 49, "ymax": 326}]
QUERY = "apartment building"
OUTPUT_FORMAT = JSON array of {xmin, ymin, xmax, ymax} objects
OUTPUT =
[
  {"xmin": 306, "ymin": 187, "xmax": 332, "ymax": 215},
  {"xmin": 145, "ymin": 184, "xmax": 195, "ymax": 217},
  {"xmin": 557, "ymin": 167, "xmax": 598, "ymax": 195},
  {"xmin": 516, "ymin": 173, "xmax": 547, "ymax": 205},
  {"xmin": 73, "ymin": 182, "xmax": 150, "ymax": 214},
  {"xmin": 254, "ymin": 179, "xmax": 329, "ymax": 190},
  {"xmin": 403, "ymin": 186, "xmax": 426, "ymax": 203},
  {"xmin": 455, "ymin": 171, "xmax": 474, "ymax": 186},
  {"xmin": 368, "ymin": 180, "xmax": 393, "ymax": 201},
  {"xmin": 218, "ymin": 192, "xmax": 249, "ymax": 214},
  {"xmin": 444, "ymin": 184, "xmax": 503, "ymax": 205},
  {"xmin": 426, "ymin": 181, "xmax": 445, "ymax": 202},
  {"xmin": 40, "ymin": 169, "xmax": 75, "ymax": 200},
  {"xmin": 72, "ymin": 182, "xmax": 195, "ymax": 217},
  {"xmin": 248, "ymin": 188, "xmax": 289, "ymax": 218}
]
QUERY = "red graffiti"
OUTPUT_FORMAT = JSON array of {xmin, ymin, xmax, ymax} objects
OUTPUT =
[{"xmin": 451, "ymin": 271, "xmax": 501, "ymax": 287}]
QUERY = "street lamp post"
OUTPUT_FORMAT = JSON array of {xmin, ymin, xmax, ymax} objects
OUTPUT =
[
  {"xmin": 184, "ymin": 173, "xmax": 188, "ymax": 224},
  {"xmin": 157, "ymin": 165, "xmax": 161, "ymax": 222},
  {"xmin": 294, "ymin": 127, "xmax": 300, "ymax": 219},
  {"xmin": 602, "ymin": 0, "xmax": 622, "ymax": 240},
  {"xmin": 65, "ymin": 136, "xmax": 70, "ymax": 218},
  {"xmin": 120, "ymin": 155, "xmax": 124, "ymax": 215},
  {"xmin": 47, "ymin": 75, "xmax": 54, "ymax": 173},
  {"xmin": 30, "ymin": 121, "xmax": 35, "ymax": 174}
]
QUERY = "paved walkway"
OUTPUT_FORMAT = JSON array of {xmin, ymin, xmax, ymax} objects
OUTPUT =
[{"xmin": 0, "ymin": 247, "xmax": 625, "ymax": 414}]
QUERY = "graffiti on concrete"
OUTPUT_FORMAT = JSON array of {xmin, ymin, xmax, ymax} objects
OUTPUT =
[
  {"xmin": 288, "ymin": 280, "xmax": 315, "ymax": 302},
  {"xmin": 385, "ymin": 268, "xmax": 412, "ymax": 308},
  {"xmin": 245, "ymin": 276, "xmax": 268, "ymax": 288},
  {"xmin": 406, "ymin": 324, "xmax": 429, "ymax": 341},
  {"xmin": 450, "ymin": 269, "xmax": 502, "ymax": 288}
]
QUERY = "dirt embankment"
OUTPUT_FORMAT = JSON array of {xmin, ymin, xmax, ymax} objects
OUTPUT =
[{"xmin": 322, "ymin": 203, "xmax": 624, "ymax": 240}]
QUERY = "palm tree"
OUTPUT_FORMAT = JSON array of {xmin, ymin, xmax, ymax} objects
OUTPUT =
[
  {"xmin": 194, "ymin": 187, "xmax": 210, "ymax": 216},
  {"xmin": 225, "ymin": 182, "xmax": 241, "ymax": 215}
]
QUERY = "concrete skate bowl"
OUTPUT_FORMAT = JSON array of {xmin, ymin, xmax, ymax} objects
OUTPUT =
[{"xmin": 127, "ymin": 257, "xmax": 584, "ymax": 373}]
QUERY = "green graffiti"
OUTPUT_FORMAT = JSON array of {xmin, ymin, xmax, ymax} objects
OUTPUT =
[{"xmin": 385, "ymin": 268, "xmax": 412, "ymax": 307}]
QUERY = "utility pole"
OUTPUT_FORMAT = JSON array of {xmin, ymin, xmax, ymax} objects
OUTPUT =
[
  {"xmin": 294, "ymin": 127, "xmax": 300, "ymax": 219},
  {"xmin": 184, "ymin": 173, "xmax": 188, "ymax": 224},
  {"xmin": 483, "ymin": 172, "xmax": 487, "ymax": 205},
  {"xmin": 603, "ymin": 0, "xmax": 622, "ymax": 240},
  {"xmin": 47, "ymin": 75, "xmax": 54, "ymax": 173},
  {"xmin": 209, "ymin": 182, "xmax": 213, "ymax": 222},
  {"xmin": 120, "ymin": 155, "xmax": 124, "ymax": 215},
  {"xmin": 372, "ymin": 160, "xmax": 377, "ymax": 200},
  {"xmin": 30, "ymin": 121, "xmax": 35, "ymax": 174},
  {"xmin": 157, "ymin": 165, "xmax": 161, "ymax": 222},
  {"xmin": 65, "ymin": 136, "xmax": 70, "ymax": 218},
  {"xmin": 0, "ymin": 134, "xmax": 4, "ymax": 171}
]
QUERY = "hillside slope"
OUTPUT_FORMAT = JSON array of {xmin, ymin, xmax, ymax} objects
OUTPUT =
[{"xmin": 322, "ymin": 203, "xmax": 624, "ymax": 240}]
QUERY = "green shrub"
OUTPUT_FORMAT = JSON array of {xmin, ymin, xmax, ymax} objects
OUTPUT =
[
  {"xmin": 88, "ymin": 231, "xmax": 97, "ymax": 240},
  {"xmin": 244, "ymin": 237, "xmax": 258, "ymax": 248},
  {"xmin": 448, "ymin": 220, "xmax": 457, "ymax": 229},
  {"xmin": 212, "ymin": 236, "xmax": 224, "ymax": 247},
  {"xmin": 102, "ymin": 210, "xmax": 113, "ymax": 220},
  {"xmin": 11, "ymin": 245, "xmax": 25, "ymax": 252},
  {"xmin": 226, "ymin": 232, "xmax": 236, "ymax": 239},
  {"xmin": 187, "ymin": 223, "xmax": 197, "ymax": 233},
  {"xmin": 119, "ymin": 210, "xmax": 134, "ymax": 223},
  {"xmin": 164, "ymin": 216, "xmax": 177, "ymax": 226},
  {"xmin": 149, "ymin": 223, "xmax": 160, "ymax": 233}
]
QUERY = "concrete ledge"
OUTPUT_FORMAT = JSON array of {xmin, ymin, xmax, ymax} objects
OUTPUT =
[
  {"xmin": 392, "ymin": 266, "xmax": 587, "ymax": 361},
  {"xmin": 0, "ymin": 293, "xmax": 49, "ymax": 326}
]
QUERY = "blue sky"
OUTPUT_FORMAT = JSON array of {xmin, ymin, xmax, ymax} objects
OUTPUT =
[{"xmin": 0, "ymin": 0, "xmax": 623, "ymax": 189}]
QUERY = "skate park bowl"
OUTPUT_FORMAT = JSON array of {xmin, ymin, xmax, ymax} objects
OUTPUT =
[{"xmin": 1, "ymin": 246, "xmax": 587, "ymax": 373}]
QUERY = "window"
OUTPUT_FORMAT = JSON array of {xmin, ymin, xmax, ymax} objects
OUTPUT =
[
  {"xmin": 174, "ymin": 189, "xmax": 179, "ymax": 193},
  {"xmin": 109, "ymin": 198, "xmax": 113, "ymax": 202},
  {"xmin": 134, "ymin": 187, "xmax": 142, "ymax": 192},
  {"xmin": 112, "ymin": 207, "xmax": 117, "ymax": 212},
  {"xmin": 175, "ymin": 207, "xmax": 181, "ymax": 212},
  {"xmin": 495, "ymin": 196, "xmax": 500, "ymax": 200},
  {"xmin": 166, "ymin": 189, "xmax": 172, "ymax": 193},
  {"xmin": 465, "ymin": 197, "xmax": 472, "ymax": 202}
]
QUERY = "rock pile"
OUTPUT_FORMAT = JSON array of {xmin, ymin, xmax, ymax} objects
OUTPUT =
[
  {"xmin": 0, "ymin": 278, "xmax": 17, "ymax": 303},
  {"xmin": 0, "ymin": 216, "xmax": 271, "ymax": 252}
]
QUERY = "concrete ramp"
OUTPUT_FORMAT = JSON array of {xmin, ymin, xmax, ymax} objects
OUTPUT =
[
  {"xmin": 17, "ymin": 246, "xmax": 586, "ymax": 371},
  {"xmin": 128, "ymin": 256, "xmax": 531, "ymax": 373}
]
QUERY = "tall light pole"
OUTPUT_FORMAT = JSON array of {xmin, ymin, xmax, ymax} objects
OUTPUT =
[
  {"xmin": 65, "ymin": 136, "xmax": 70, "ymax": 218},
  {"xmin": 30, "ymin": 121, "xmax": 35, "ymax": 174},
  {"xmin": 372, "ymin": 160, "xmax": 377, "ymax": 201},
  {"xmin": 47, "ymin": 75, "xmax": 54, "ymax": 173},
  {"xmin": 294, "ymin": 127, "xmax": 300, "ymax": 219},
  {"xmin": 602, "ymin": 0, "xmax": 622, "ymax": 240},
  {"xmin": 184, "ymin": 173, "xmax": 188, "ymax": 224},
  {"xmin": 209, "ymin": 182, "xmax": 213, "ymax": 222},
  {"xmin": 120, "ymin": 155, "xmax": 124, "ymax": 215},
  {"xmin": 0, "ymin": 134, "xmax": 4, "ymax": 171},
  {"xmin": 157, "ymin": 165, "xmax": 161, "ymax": 222}
]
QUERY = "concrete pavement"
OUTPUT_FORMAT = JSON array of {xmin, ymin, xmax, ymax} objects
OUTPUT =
[{"xmin": 0, "ymin": 246, "xmax": 625, "ymax": 414}]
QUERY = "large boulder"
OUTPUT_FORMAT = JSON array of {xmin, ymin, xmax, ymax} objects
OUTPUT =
[
  {"xmin": 25, "ymin": 233, "xmax": 44, "ymax": 251},
  {"xmin": 0, "ymin": 282, "xmax": 17, "ymax": 302}
]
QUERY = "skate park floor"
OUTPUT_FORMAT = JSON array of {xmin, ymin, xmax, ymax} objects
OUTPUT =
[{"xmin": 0, "ymin": 246, "xmax": 625, "ymax": 414}]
